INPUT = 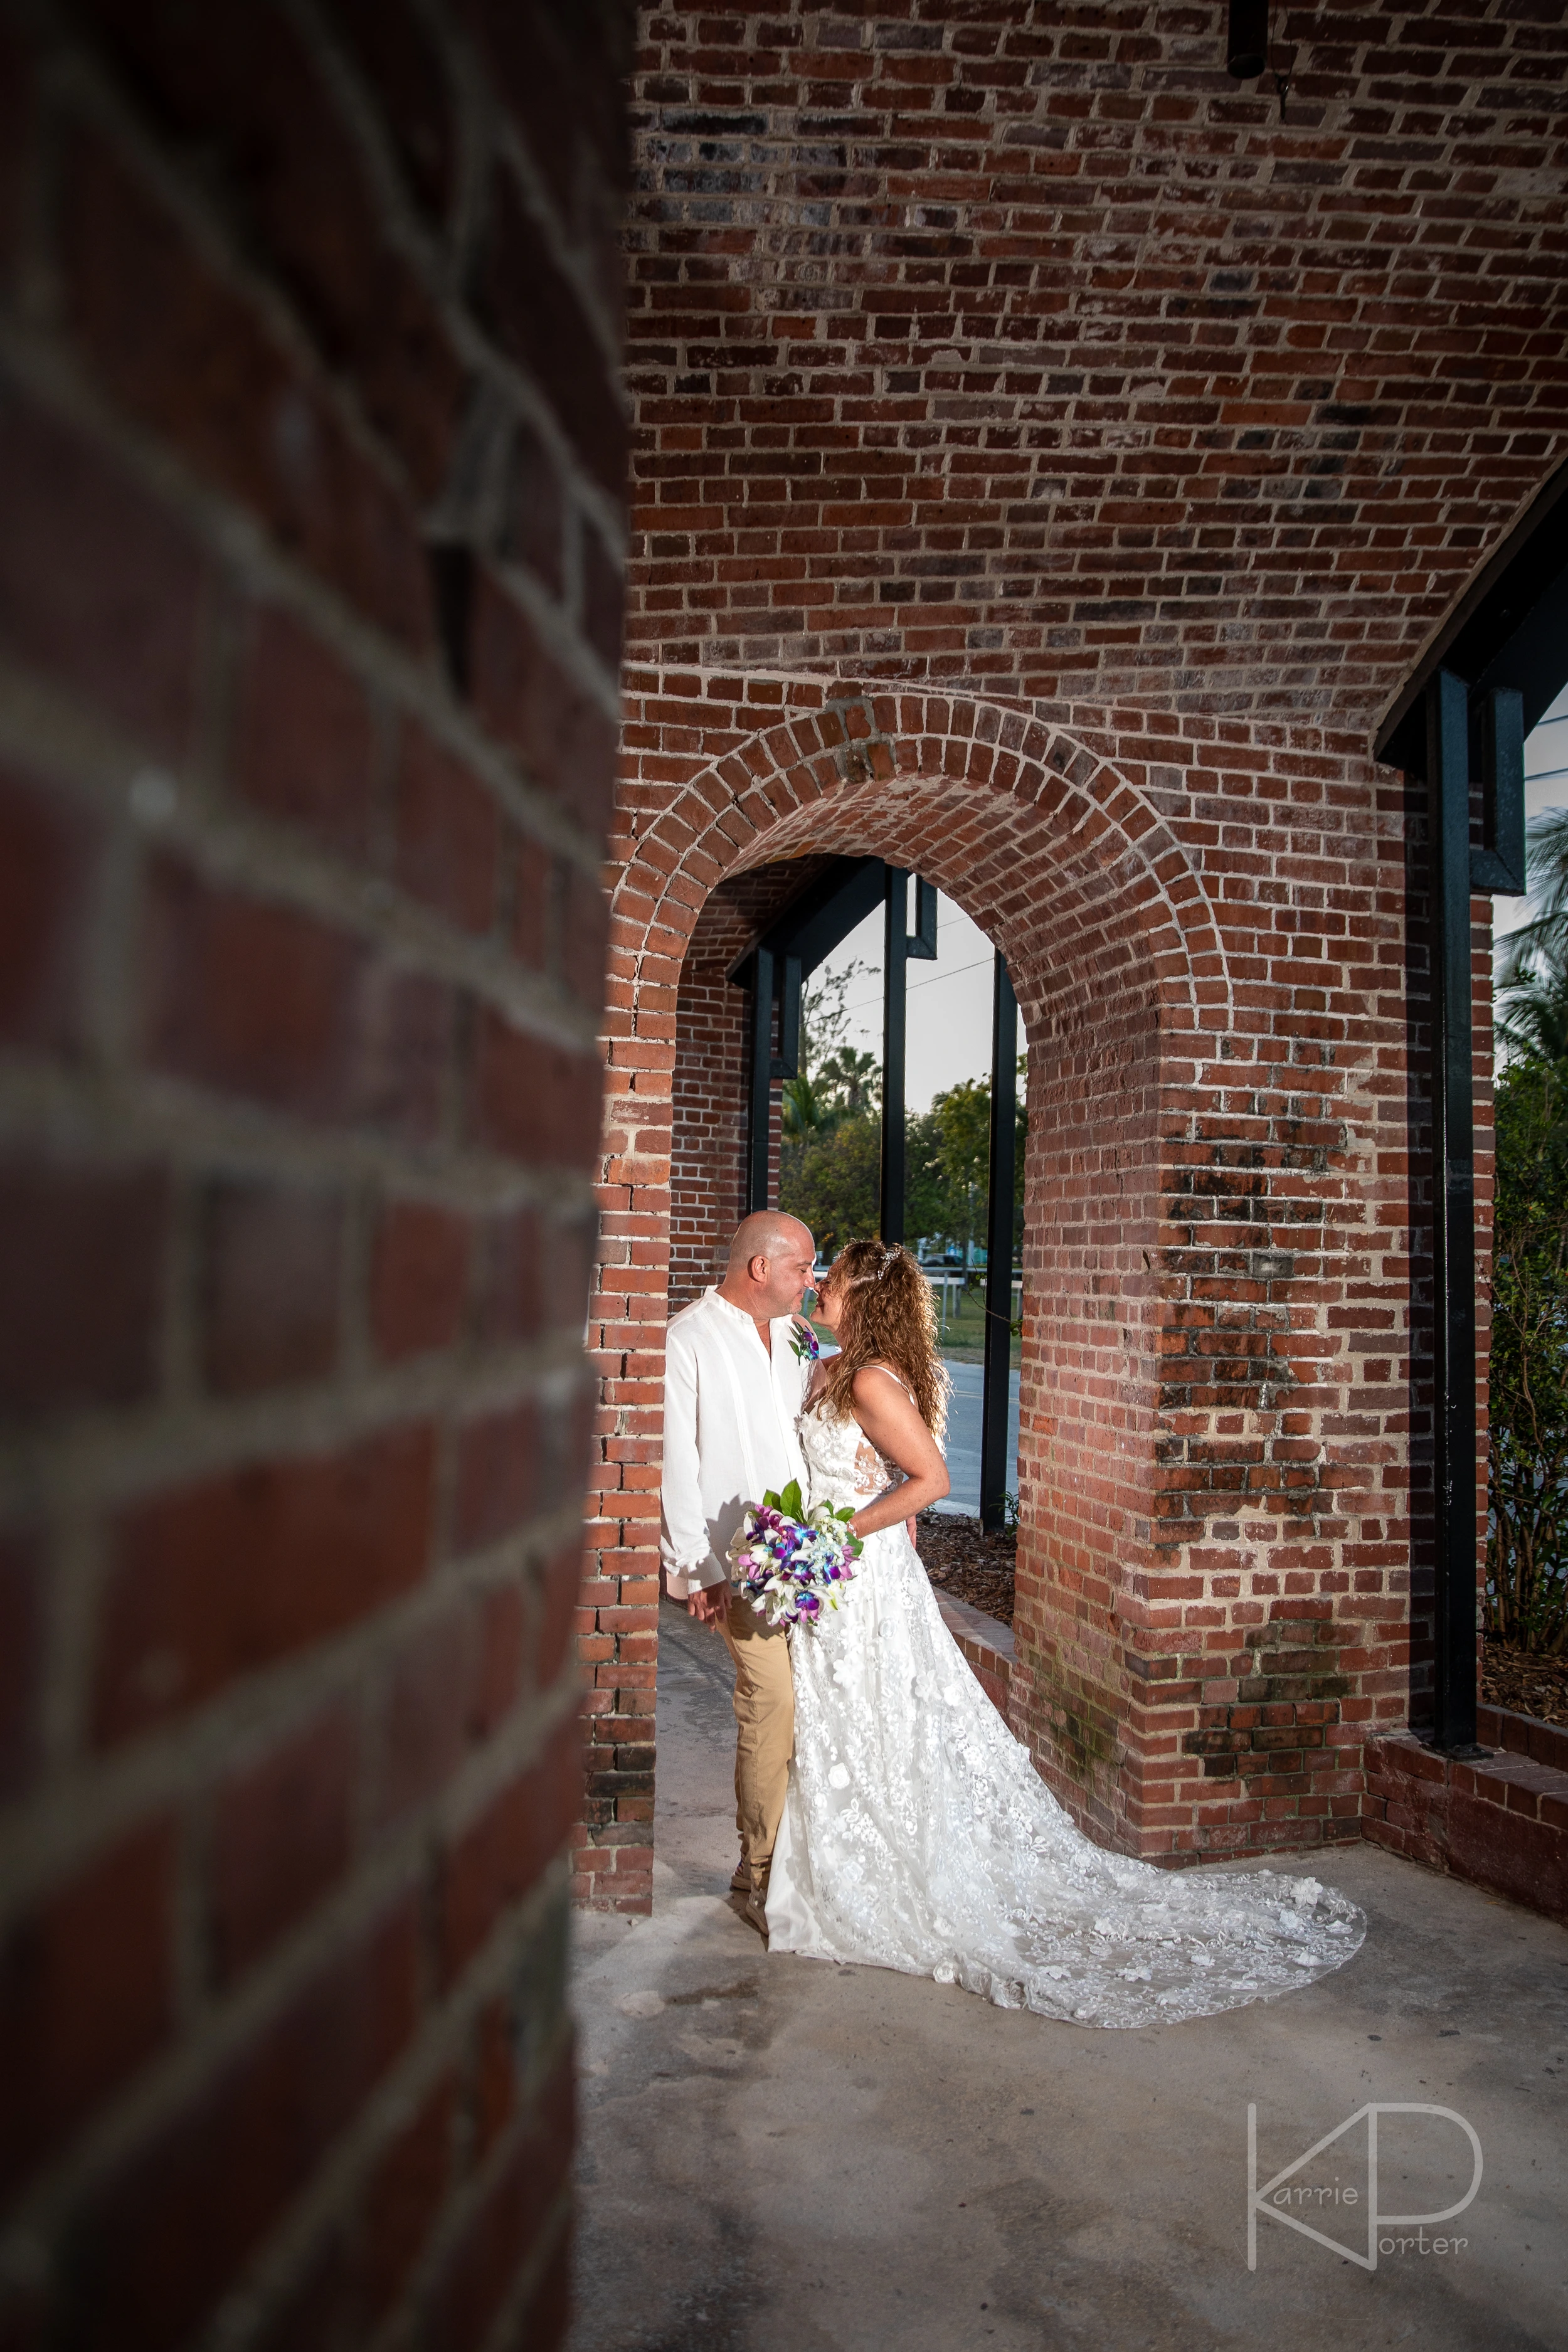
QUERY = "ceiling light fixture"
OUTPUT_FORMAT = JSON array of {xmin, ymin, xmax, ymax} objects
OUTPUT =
[
  {"xmin": 1226, "ymin": 0, "xmax": 1269, "ymax": 78},
  {"xmin": 1226, "ymin": 0, "xmax": 1290, "ymax": 120}
]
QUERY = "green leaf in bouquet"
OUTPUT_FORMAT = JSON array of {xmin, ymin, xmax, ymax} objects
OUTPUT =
[{"xmin": 775, "ymin": 1478, "xmax": 804, "ymax": 1518}]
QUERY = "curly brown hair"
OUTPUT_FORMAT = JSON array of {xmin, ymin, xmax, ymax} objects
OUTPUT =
[{"xmin": 808, "ymin": 1238, "xmax": 949, "ymax": 1438}]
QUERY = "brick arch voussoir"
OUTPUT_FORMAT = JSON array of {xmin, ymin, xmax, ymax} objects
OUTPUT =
[{"xmin": 614, "ymin": 692, "xmax": 1229, "ymax": 1050}]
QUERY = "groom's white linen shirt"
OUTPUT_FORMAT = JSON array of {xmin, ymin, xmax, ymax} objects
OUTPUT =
[{"xmin": 660, "ymin": 1287, "xmax": 810, "ymax": 1597}]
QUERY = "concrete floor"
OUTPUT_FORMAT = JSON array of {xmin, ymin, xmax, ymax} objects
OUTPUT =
[{"xmin": 569, "ymin": 1605, "xmax": 1568, "ymax": 2352}]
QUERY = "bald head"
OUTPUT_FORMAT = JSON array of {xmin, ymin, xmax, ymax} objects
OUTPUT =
[
  {"xmin": 726, "ymin": 1212, "xmax": 812, "ymax": 1276},
  {"xmin": 718, "ymin": 1212, "xmax": 816, "ymax": 1330}
]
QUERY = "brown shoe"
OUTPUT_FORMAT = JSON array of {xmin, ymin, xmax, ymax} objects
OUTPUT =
[
  {"xmin": 739, "ymin": 1886, "xmax": 768, "ymax": 1940},
  {"xmin": 730, "ymin": 1860, "xmax": 751, "ymax": 1895}
]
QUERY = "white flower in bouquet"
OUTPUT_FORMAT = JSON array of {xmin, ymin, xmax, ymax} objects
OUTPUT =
[{"xmin": 724, "ymin": 1479, "xmax": 862, "ymax": 1629}]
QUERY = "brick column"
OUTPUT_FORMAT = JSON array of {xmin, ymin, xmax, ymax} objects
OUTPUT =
[{"xmin": 0, "ymin": 6, "xmax": 630, "ymax": 2345}]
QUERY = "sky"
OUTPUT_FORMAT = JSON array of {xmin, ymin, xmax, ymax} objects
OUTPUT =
[
  {"xmin": 808, "ymin": 886, "xmax": 1001, "ymax": 1113},
  {"xmin": 807, "ymin": 682, "xmax": 1568, "ymax": 1104}
]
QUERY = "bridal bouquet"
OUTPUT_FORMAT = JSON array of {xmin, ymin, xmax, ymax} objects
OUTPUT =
[{"xmin": 725, "ymin": 1480, "xmax": 862, "ymax": 1630}]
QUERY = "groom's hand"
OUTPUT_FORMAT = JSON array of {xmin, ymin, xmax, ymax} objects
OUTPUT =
[{"xmin": 687, "ymin": 1581, "xmax": 727, "ymax": 1626}]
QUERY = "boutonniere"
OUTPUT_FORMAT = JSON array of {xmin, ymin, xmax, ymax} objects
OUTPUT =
[{"xmin": 788, "ymin": 1317, "xmax": 820, "ymax": 1364}]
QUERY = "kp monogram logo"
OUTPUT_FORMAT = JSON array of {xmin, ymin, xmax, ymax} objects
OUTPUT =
[{"xmin": 1247, "ymin": 2103, "xmax": 1483, "ymax": 2272}]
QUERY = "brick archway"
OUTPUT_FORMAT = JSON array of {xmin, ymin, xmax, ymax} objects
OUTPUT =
[
  {"xmin": 581, "ymin": 680, "xmax": 1366, "ymax": 1912},
  {"xmin": 612, "ymin": 686, "xmax": 1230, "ymax": 1044}
]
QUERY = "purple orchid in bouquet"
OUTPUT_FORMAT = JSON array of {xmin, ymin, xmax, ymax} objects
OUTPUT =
[{"xmin": 725, "ymin": 1478, "xmax": 861, "ymax": 1630}]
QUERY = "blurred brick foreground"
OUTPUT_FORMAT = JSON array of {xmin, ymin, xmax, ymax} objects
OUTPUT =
[
  {"xmin": 0, "ymin": 3, "xmax": 630, "ymax": 2344},
  {"xmin": 4, "ymin": 4, "xmax": 1568, "ymax": 2349}
]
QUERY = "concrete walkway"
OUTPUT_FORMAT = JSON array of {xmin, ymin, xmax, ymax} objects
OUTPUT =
[{"xmin": 570, "ymin": 1606, "xmax": 1568, "ymax": 2352}]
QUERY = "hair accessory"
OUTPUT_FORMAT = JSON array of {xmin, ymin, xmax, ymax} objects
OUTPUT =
[{"xmin": 879, "ymin": 1244, "xmax": 899, "ymax": 1272}]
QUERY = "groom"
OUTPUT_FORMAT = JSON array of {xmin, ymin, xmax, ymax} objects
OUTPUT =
[{"xmin": 660, "ymin": 1210, "xmax": 817, "ymax": 1932}]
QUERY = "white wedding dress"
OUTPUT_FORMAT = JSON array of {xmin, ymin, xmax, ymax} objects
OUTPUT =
[{"xmin": 765, "ymin": 1391, "xmax": 1365, "ymax": 2026}]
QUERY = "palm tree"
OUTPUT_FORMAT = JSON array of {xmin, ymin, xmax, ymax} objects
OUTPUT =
[
  {"xmin": 781, "ymin": 1072, "xmax": 824, "ymax": 1140},
  {"xmin": 1498, "ymin": 807, "xmax": 1568, "ymax": 1057},
  {"xmin": 1498, "ymin": 955, "xmax": 1568, "ymax": 1066},
  {"xmin": 815, "ymin": 1046, "xmax": 880, "ymax": 1117}
]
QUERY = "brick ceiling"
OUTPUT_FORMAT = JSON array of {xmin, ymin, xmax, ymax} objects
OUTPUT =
[{"xmin": 624, "ymin": 3, "xmax": 1568, "ymax": 729}]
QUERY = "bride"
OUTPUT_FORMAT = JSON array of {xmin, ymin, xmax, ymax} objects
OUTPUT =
[{"xmin": 764, "ymin": 1239, "xmax": 1365, "ymax": 2026}]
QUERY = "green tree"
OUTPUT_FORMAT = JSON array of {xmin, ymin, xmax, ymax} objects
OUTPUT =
[
  {"xmin": 777, "ymin": 960, "xmax": 1030, "ymax": 1269},
  {"xmin": 904, "ymin": 1106, "xmax": 946, "ymax": 1241},
  {"xmin": 780, "ymin": 962, "xmax": 881, "ymax": 1145},
  {"xmin": 1498, "ymin": 945, "xmax": 1568, "ymax": 1065},
  {"xmin": 1488, "ymin": 1050, "xmax": 1568, "ymax": 1651},
  {"xmin": 930, "ymin": 1078, "xmax": 992, "ymax": 1259},
  {"xmin": 914, "ymin": 1066, "xmax": 1028, "ymax": 1263},
  {"xmin": 1488, "ymin": 804, "xmax": 1568, "ymax": 1653},
  {"xmin": 779, "ymin": 1112, "xmax": 881, "ymax": 1259},
  {"xmin": 780, "ymin": 1069, "xmax": 825, "ymax": 1142},
  {"xmin": 1498, "ymin": 806, "xmax": 1568, "ymax": 997},
  {"xmin": 815, "ymin": 1045, "xmax": 880, "ymax": 1120},
  {"xmin": 779, "ymin": 960, "xmax": 888, "ymax": 1251}
]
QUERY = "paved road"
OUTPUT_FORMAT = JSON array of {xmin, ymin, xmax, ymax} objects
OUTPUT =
[{"xmin": 938, "ymin": 1356, "xmax": 1019, "ymax": 1517}]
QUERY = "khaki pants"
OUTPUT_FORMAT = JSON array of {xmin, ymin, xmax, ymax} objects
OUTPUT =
[{"xmin": 718, "ymin": 1586, "xmax": 794, "ymax": 1896}]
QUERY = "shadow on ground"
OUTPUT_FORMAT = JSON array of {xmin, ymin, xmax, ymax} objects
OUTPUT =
[{"xmin": 570, "ymin": 1604, "xmax": 1568, "ymax": 2352}]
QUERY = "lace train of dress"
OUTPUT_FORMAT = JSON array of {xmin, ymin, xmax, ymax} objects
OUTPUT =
[{"xmin": 765, "ymin": 1400, "xmax": 1365, "ymax": 2028}]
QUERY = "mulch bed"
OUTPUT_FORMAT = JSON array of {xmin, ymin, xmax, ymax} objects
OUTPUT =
[
  {"xmin": 916, "ymin": 1522, "xmax": 1568, "ymax": 1731},
  {"xmin": 1482, "ymin": 1640, "xmax": 1568, "ymax": 1729},
  {"xmin": 916, "ymin": 1510, "xmax": 1015, "ymax": 1628}
]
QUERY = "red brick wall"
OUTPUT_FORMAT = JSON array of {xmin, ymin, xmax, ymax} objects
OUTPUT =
[
  {"xmin": 575, "ymin": 1, "xmax": 1558, "ymax": 1910},
  {"xmin": 622, "ymin": 6, "xmax": 1566, "ymax": 710},
  {"xmin": 670, "ymin": 944, "xmax": 748, "ymax": 1307},
  {"xmin": 669, "ymin": 857, "xmax": 834, "ymax": 1308},
  {"xmin": 0, "ymin": 5, "xmax": 629, "ymax": 2344}
]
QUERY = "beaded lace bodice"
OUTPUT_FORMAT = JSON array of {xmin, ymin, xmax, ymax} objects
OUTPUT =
[
  {"xmin": 768, "ymin": 1398, "xmax": 1366, "ymax": 2028},
  {"xmin": 798, "ymin": 1377, "xmax": 906, "ymax": 1507}
]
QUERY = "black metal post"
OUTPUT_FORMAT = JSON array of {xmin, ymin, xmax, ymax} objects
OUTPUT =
[
  {"xmin": 1476, "ymin": 688, "xmax": 1526, "ymax": 894},
  {"xmin": 1428, "ymin": 669, "xmax": 1480, "ymax": 1753},
  {"xmin": 909, "ymin": 876, "xmax": 938, "ymax": 961},
  {"xmin": 744, "ymin": 945, "xmax": 775, "ymax": 1216},
  {"xmin": 776, "ymin": 953, "xmax": 802, "ymax": 1079},
  {"xmin": 881, "ymin": 869, "xmax": 908, "ymax": 1242},
  {"xmin": 980, "ymin": 953, "xmax": 1019, "ymax": 1532}
]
